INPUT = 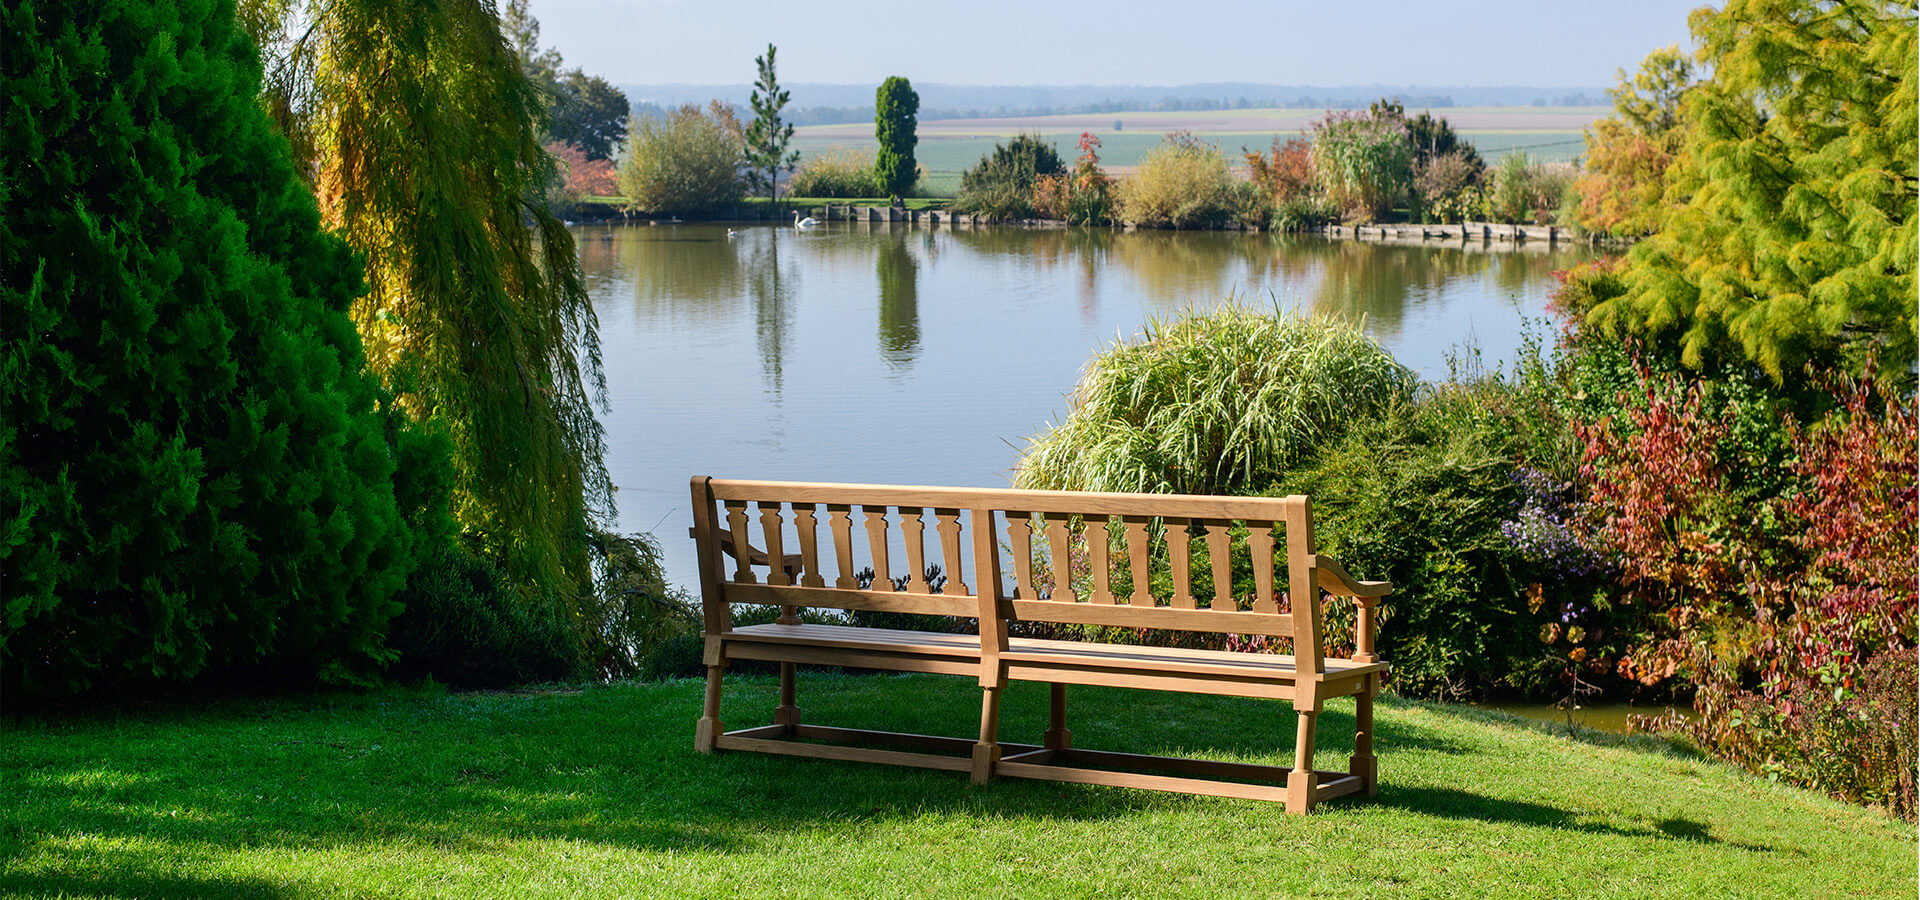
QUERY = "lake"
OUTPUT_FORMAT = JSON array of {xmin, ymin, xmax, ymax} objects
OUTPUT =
[{"xmin": 578, "ymin": 222, "xmax": 1597, "ymax": 588}]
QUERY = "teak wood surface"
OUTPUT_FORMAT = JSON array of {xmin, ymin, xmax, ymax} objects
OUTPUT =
[{"xmin": 689, "ymin": 476, "xmax": 1392, "ymax": 813}]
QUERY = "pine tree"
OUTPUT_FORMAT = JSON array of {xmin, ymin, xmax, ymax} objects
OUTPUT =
[
  {"xmin": 1, "ymin": 0, "xmax": 448, "ymax": 694},
  {"xmin": 874, "ymin": 76, "xmax": 920, "ymax": 201},
  {"xmin": 1589, "ymin": 0, "xmax": 1917, "ymax": 380},
  {"xmin": 743, "ymin": 44, "xmax": 799, "ymax": 202}
]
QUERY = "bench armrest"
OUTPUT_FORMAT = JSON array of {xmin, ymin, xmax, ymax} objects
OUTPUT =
[{"xmin": 1311, "ymin": 556, "xmax": 1392, "ymax": 599}]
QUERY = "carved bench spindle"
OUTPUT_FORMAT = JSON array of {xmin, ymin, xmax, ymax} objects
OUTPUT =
[
  {"xmin": 1121, "ymin": 516, "xmax": 1153, "ymax": 606},
  {"xmin": 1087, "ymin": 516, "xmax": 1114, "ymax": 604},
  {"xmin": 935, "ymin": 508, "xmax": 969, "ymax": 596},
  {"xmin": 863, "ymin": 507, "xmax": 892, "ymax": 589},
  {"xmin": 1006, "ymin": 514, "xmax": 1036, "ymax": 599},
  {"xmin": 1205, "ymin": 522, "xmax": 1233, "ymax": 610},
  {"xmin": 901, "ymin": 508, "xmax": 931, "ymax": 594},
  {"xmin": 1168, "ymin": 519, "xmax": 1195, "ymax": 609},
  {"xmin": 828, "ymin": 504, "xmax": 856, "ymax": 588},
  {"xmin": 792, "ymin": 504, "xmax": 826, "ymax": 589},
  {"xmin": 1045, "ymin": 513, "xmax": 1074, "ymax": 602},
  {"xmin": 1249, "ymin": 522, "xmax": 1277, "ymax": 614},
  {"xmin": 759, "ymin": 502, "xmax": 789, "ymax": 587},
  {"xmin": 725, "ymin": 501, "xmax": 757, "ymax": 584}
]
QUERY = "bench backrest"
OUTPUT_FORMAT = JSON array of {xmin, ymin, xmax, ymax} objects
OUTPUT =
[{"xmin": 691, "ymin": 477, "xmax": 1337, "ymax": 675}]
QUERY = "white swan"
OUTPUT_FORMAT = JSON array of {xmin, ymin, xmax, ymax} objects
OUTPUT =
[{"xmin": 792, "ymin": 210, "xmax": 819, "ymax": 229}]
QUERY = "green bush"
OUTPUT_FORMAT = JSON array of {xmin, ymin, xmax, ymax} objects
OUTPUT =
[
  {"xmin": 1485, "ymin": 152, "xmax": 1576, "ymax": 224},
  {"xmin": 955, "ymin": 134, "xmax": 1062, "ymax": 219},
  {"xmin": 789, "ymin": 147, "xmax": 882, "ymax": 198},
  {"xmin": 1, "ymin": 0, "xmax": 447, "ymax": 696},
  {"xmin": 618, "ymin": 102, "xmax": 746, "ymax": 213},
  {"xmin": 386, "ymin": 546, "xmax": 583, "ymax": 688},
  {"xmin": 1017, "ymin": 304, "xmax": 1415, "ymax": 496},
  {"xmin": 579, "ymin": 530, "xmax": 700, "ymax": 681},
  {"xmin": 1115, "ymin": 135, "xmax": 1244, "ymax": 229}
]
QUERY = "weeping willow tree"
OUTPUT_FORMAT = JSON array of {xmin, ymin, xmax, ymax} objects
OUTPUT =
[{"xmin": 242, "ymin": 0, "xmax": 611, "ymax": 597}]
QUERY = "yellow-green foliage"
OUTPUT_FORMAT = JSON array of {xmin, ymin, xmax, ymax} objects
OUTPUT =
[
  {"xmin": 619, "ymin": 104, "xmax": 748, "ymax": 213},
  {"xmin": 1017, "ymin": 304, "xmax": 1415, "ymax": 495},
  {"xmin": 789, "ymin": 146, "xmax": 881, "ymax": 198},
  {"xmin": 1592, "ymin": 0, "xmax": 1917, "ymax": 379},
  {"xmin": 1116, "ymin": 136, "xmax": 1241, "ymax": 229}
]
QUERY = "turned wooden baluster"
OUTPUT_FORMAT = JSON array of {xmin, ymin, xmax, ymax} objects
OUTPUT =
[
  {"xmin": 934, "ymin": 508, "xmax": 969, "ymax": 596},
  {"xmin": 1045, "ymin": 513, "xmax": 1074, "ymax": 602},
  {"xmin": 1121, "ymin": 516, "xmax": 1152, "ymax": 606},
  {"xmin": 900, "ymin": 507, "xmax": 931, "ymax": 594},
  {"xmin": 1205, "ymin": 522, "xmax": 1233, "ymax": 611},
  {"xmin": 1086, "ymin": 516, "xmax": 1114, "ymax": 604},
  {"xmin": 758, "ymin": 500, "xmax": 799, "ymax": 624},
  {"xmin": 1168, "ymin": 519, "xmax": 1195, "ymax": 609},
  {"xmin": 1249, "ymin": 522, "xmax": 1278, "ymax": 614},
  {"xmin": 725, "ymin": 501, "xmax": 756, "ymax": 584},
  {"xmin": 792, "ymin": 503, "xmax": 825, "ymax": 588},
  {"xmin": 758, "ymin": 501, "xmax": 789, "ymax": 587},
  {"xmin": 863, "ymin": 506, "xmax": 892, "ymax": 589},
  {"xmin": 1006, "ymin": 513, "xmax": 1036, "ymax": 599},
  {"xmin": 827, "ymin": 504, "xmax": 857, "ymax": 589}
]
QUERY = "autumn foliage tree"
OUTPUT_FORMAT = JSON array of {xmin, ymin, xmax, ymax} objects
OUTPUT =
[
  {"xmin": 1571, "ymin": 45, "xmax": 1695, "ymax": 237},
  {"xmin": 1588, "ymin": 0, "xmax": 1917, "ymax": 380}
]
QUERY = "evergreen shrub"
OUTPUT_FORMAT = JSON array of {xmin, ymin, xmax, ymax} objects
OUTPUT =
[{"xmin": 1, "ymin": 0, "xmax": 447, "ymax": 695}]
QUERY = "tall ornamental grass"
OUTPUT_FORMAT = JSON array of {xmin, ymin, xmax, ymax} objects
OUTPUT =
[{"xmin": 1017, "ymin": 304, "xmax": 1415, "ymax": 495}]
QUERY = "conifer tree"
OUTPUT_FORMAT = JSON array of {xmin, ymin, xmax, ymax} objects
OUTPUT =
[
  {"xmin": 874, "ymin": 76, "xmax": 920, "ymax": 201},
  {"xmin": 1, "ymin": 0, "xmax": 447, "ymax": 694},
  {"xmin": 744, "ymin": 44, "xmax": 799, "ymax": 202},
  {"xmin": 1589, "ymin": 0, "xmax": 1917, "ymax": 379}
]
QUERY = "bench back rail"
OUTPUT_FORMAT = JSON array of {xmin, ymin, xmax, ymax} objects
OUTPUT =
[{"xmin": 691, "ymin": 478, "xmax": 1393, "ymax": 677}]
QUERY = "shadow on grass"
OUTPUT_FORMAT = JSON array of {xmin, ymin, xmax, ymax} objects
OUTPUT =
[
  {"xmin": 0, "ymin": 844, "xmax": 306, "ymax": 900},
  {"xmin": 1372, "ymin": 786, "xmax": 1778, "ymax": 852},
  {"xmin": 1399, "ymin": 696, "xmax": 1705, "ymax": 759},
  {"xmin": 0, "ymin": 672, "xmax": 1752, "ymax": 897}
]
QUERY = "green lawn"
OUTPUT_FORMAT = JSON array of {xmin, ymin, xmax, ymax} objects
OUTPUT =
[{"xmin": 4, "ymin": 675, "xmax": 1913, "ymax": 898}]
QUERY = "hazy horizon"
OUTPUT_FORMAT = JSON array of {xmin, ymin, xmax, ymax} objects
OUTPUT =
[{"xmin": 527, "ymin": 0, "xmax": 1705, "ymax": 90}]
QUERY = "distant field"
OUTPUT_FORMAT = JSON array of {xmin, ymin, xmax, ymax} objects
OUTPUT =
[{"xmin": 792, "ymin": 106, "xmax": 1604, "ymax": 196}]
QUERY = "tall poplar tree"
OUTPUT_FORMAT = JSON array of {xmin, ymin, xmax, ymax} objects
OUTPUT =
[
  {"xmin": 2, "ymin": 0, "xmax": 447, "ymax": 694},
  {"xmin": 874, "ymin": 76, "xmax": 920, "ymax": 201},
  {"xmin": 743, "ymin": 44, "xmax": 799, "ymax": 202},
  {"xmin": 1589, "ymin": 0, "xmax": 1917, "ymax": 380},
  {"xmin": 242, "ymin": 0, "xmax": 613, "ymax": 598}
]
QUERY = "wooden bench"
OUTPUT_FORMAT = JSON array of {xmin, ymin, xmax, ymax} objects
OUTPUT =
[{"xmin": 689, "ymin": 476, "xmax": 1392, "ymax": 812}]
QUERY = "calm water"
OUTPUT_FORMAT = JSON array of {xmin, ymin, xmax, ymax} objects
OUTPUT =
[{"xmin": 578, "ymin": 222, "xmax": 1596, "ymax": 587}]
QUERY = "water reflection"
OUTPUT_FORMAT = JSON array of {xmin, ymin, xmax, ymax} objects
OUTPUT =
[
  {"xmin": 745, "ymin": 233, "xmax": 794, "ymax": 393},
  {"xmin": 875, "ymin": 231, "xmax": 919, "ymax": 371},
  {"xmin": 579, "ymin": 222, "xmax": 1596, "ymax": 585}
]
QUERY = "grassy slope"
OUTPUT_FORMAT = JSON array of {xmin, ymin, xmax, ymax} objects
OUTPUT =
[{"xmin": 4, "ymin": 675, "xmax": 1912, "ymax": 899}]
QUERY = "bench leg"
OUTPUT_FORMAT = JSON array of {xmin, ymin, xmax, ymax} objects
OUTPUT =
[
  {"xmin": 1285, "ymin": 709, "xmax": 1318, "ymax": 814},
  {"xmin": 971, "ymin": 686, "xmax": 1003, "ymax": 785},
  {"xmin": 775, "ymin": 662, "xmax": 801, "ymax": 735},
  {"xmin": 1349, "ymin": 676, "xmax": 1378, "ymax": 797},
  {"xmin": 1044, "ymin": 682, "xmax": 1073, "ymax": 751},
  {"xmin": 695, "ymin": 664, "xmax": 725, "ymax": 753}
]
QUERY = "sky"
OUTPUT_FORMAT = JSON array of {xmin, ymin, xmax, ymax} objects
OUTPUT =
[{"xmin": 529, "ymin": 0, "xmax": 1706, "ymax": 89}]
